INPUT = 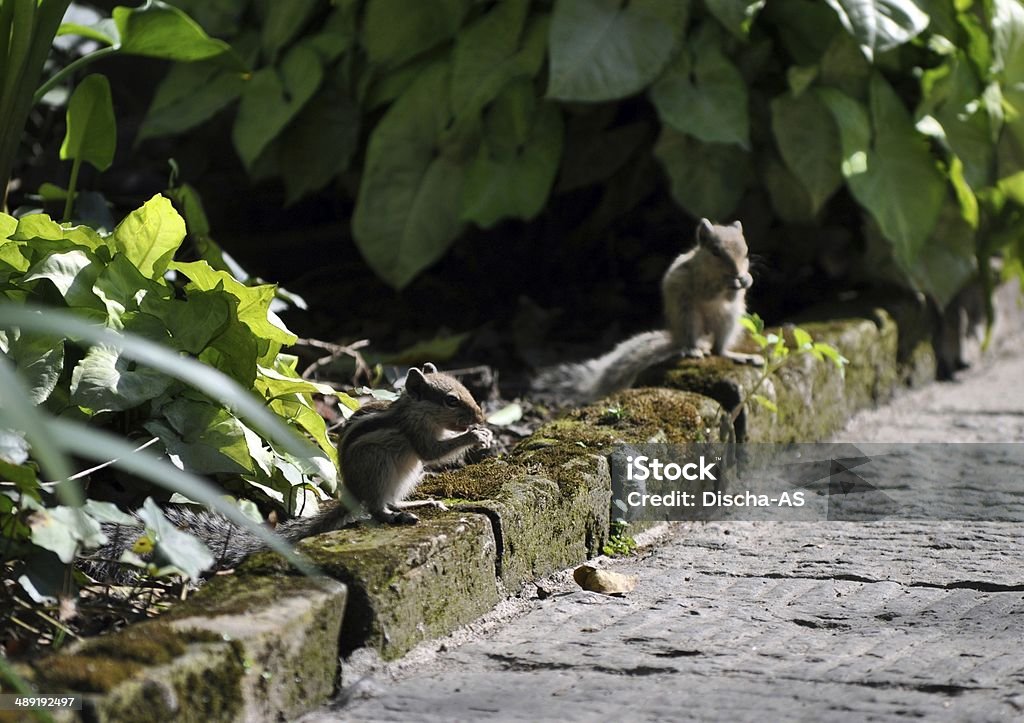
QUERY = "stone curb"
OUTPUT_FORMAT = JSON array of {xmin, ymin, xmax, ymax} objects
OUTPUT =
[
  {"xmin": 26, "ymin": 290, "xmax": 1020, "ymax": 721},
  {"xmin": 23, "ymin": 576, "xmax": 346, "ymax": 722}
]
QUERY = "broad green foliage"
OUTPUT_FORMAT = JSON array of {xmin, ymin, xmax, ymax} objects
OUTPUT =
[
  {"xmin": 0, "ymin": 195, "xmax": 338, "ymax": 581},
  {"xmin": 547, "ymin": 0, "xmax": 686, "ymax": 101},
  {"xmin": 650, "ymin": 23, "xmax": 749, "ymax": 147},
  {"xmin": 126, "ymin": 0, "xmax": 1024, "ymax": 308}
]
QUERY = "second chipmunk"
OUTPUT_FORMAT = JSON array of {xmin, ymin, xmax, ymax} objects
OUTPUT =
[
  {"xmin": 533, "ymin": 218, "xmax": 761, "ymax": 406},
  {"xmin": 87, "ymin": 364, "xmax": 492, "ymax": 579}
]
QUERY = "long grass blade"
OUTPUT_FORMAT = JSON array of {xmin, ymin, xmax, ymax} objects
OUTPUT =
[{"xmin": 0, "ymin": 304, "xmax": 324, "ymax": 462}]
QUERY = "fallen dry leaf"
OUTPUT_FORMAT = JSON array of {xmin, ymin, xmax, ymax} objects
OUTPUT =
[{"xmin": 573, "ymin": 564, "xmax": 637, "ymax": 596}]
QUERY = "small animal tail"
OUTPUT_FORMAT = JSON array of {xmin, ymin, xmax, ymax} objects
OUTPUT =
[
  {"xmin": 83, "ymin": 501, "xmax": 355, "ymax": 582},
  {"xmin": 531, "ymin": 330, "xmax": 678, "ymax": 406}
]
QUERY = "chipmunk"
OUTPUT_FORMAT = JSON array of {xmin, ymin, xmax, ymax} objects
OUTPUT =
[
  {"xmin": 532, "ymin": 218, "xmax": 761, "ymax": 405},
  {"xmin": 338, "ymin": 362, "xmax": 493, "ymax": 524},
  {"xmin": 86, "ymin": 364, "xmax": 492, "ymax": 579}
]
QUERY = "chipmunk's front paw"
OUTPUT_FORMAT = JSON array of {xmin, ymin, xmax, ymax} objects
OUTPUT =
[
  {"xmin": 471, "ymin": 427, "xmax": 494, "ymax": 449},
  {"xmin": 725, "ymin": 351, "xmax": 764, "ymax": 366},
  {"xmin": 373, "ymin": 508, "xmax": 420, "ymax": 525},
  {"xmin": 681, "ymin": 348, "xmax": 706, "ymax": 359}
]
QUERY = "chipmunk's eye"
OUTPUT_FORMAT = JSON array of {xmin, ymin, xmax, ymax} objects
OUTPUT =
[{"xmin": 444, "ymin": 394, "xmax": 461, "ymax": 408}]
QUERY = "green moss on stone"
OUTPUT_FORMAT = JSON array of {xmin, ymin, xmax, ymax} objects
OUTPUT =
[
  {"xmin": 34, "ymin": 623, "xmax": 189, "ymax": 692},
  {"xmin": 37, "ymin": 654, "xmax": 141, "ymax": 693}
]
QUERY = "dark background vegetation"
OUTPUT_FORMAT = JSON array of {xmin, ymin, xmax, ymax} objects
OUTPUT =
[{"xmin": 17, "ymin": 0, "xmax": 1019, "ymax": 376}]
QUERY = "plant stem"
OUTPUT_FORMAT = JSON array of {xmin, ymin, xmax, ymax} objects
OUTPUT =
[
  {"xmin": 33, "ymin": 45, "xmax": 118, "ymax": 105},
  {"xmin": 731, "ymin": 358, "xmax": 786, "ymax": 423},
  {"xmin": 62, "ymin": 155, "xmax": 81, "ymax": 222}
]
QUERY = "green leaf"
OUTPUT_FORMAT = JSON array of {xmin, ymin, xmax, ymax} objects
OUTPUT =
[
  {"xmin": 141, "ymin": 289, "xmax": 232, "ymax": 355},
  {"xmin": 547, "ymin": 0, "xmax": 687, "ymax": 102},
  {"xmin": 112, "ymin": 194, "xmax": 186, "ymax": 279},
  {"xmin": 22, "ymin": 249, "xmax": 104, "ymax": 310},
  {"xmin": 91, "ymin": 253, "xmax": 166, "ymax": 325},
  {"xmin": 5, "ymin": 329, "xmax": 63, "ymax": 404},
  {"xmin": 0, "ymin": 305, "xmax": 320, "ymax": 464},
  {"xmin": 768, "ymin": 0, "xmax": 842, "ymax": 65},
  {"xmin": 741, "ymin": 313, "xmax": 764, "ymax": 334},
  {"xmin": 654, "ymin": 127, "xmax": 751, "ymax": 219},
  {"xmin": 113, "ymin": 0, "xmax": 240, "ymax": 66},
  {"xmin": 256, "ymin": 364, "xmax": 334, "ymax": 399},
  {"xmin": 451, "ymin": 0, "xmax": 531, "ymax": 118},
  {"xmin": 29, "ymin": 505, "xmax": 106, "ymax": 563},
  {"xmin": 0, "ymin": 351, "xmax": 77, "ymax": 487},
  {"xmin": 266, "ymin": 395, "xmax": 336, "ymax": 464},
  {"xmin": 0, "ymin": 213, "xmax": 17, "ymax": 239},
  {"xmin": 57, "ymin": 18, "xmax": 120, "ymax": 46},
  {"xmin": 917, "ymin": 51, "xmax": 994, "ymax": 190},
  {"xmin": 280, "ymin": 85, "xmax": 360, "ymax": 205},
  {"xmin": 792, "ymin": 327, "xmax": 813, "ymax": 349},
  {"xmin": 819, "ymin": 27, "xmax": 872, "ymax": 99},
  {"xmin": 260, "ymin": 0, "xmax": 319, "ymax": 59},
  {"xmin": 750, "ymin": 393, "xmax": 777, "ymax": 413},
  {"xmin": 59, "ymin": 75, "xmax": 116, "ymax": 172},
  {"xmin": 9, "ymin": 214, "xmax": 64, "ymax": 243},
  {"xmin": 650, "ymin": 23, "xmax": 748, "ymax": 148},
  {"xmin": 771, "ymin": 91, "xmax": 842, "ymax": 214},
  {"xmin": 10, "ymin": 214, "xmax": 110, "ymax": 256},
  {"xmin": 910, "ymin": 198, "xmax": 977, "ymax": 308},
  {"xmin": 70, "ymin": 343, "xmax": 174, "ymax": 412},
  {"xmin": 364, "ymin": 0, "xmax": 469, "ymax": 68},
  {"xmin": 233, "ymin": 43, "xmax": 323, "ymax": 170},
  {"xmin": 45, "ymin": 418, "xmax": 318, "ymax": 577},
  {"xmin": 813, "ymin": 341, "xmax": 849, "ymax": 369},
  {"xmin": 818, "ymin": 76, "xmax": 945, "ymax": 284},
  {"xmin": 136, "ymin": 497, "xmax": 214, "ymax": 578},
  {"xmin": 171, "ymin": 260, "xmax": 296, "ymax": 354},
  {"xmin": 83, "ymin": 499, "xmax": 136, "ymax": 525},
  {"xmin": 0, "ymin": 428, "xmax": 30, "ymax": 465},
  {"xmin": 151, "ymin": 397, "xmax": 255, "ymax": 474},
  {"xmin": 704, "ymin": 0, "xmax": 766, "ymax": 38},
  {"xmin": 461, "ymin": 85, "xmax": 564, "ymax": 228},
  {"xmin": 990, "ymin": 0, "xmax": 1024, "ymax": 161},
  {"xmin": 137, "ymin": 60, "xmax": 246, "ymax": 142},
  {"xmin": 305, "ymin": 4, "xmax": 358, "ymax": 64},
  {"xmin": 761, "ymin": 154, "xmax": 816, "ymax": 223},
  {"xmin": 787, "ymin": 65, "xmax": 819, "ymax": 96},
  {"xmin": 823, "ymin": 0, "xmax": 929, "ymax": 60},
  {"xmin": 353, "ymin": 62, "xmax": 468, "ymax": 289},
  {"xmin": 947, "ymin": 155, "xmax": 980, "ymax": 229}
]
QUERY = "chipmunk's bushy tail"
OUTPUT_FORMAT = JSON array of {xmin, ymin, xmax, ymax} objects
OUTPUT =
[
  {"xmin": 531, "ymin": 330, "xmax": 678, "ymax": 406},
  {"xmin": 84, "ymin": 502, "xmax": 354, "ymax": 583}
]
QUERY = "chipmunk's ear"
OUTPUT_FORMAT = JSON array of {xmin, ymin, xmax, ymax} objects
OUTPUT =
[
  {"xmin": 697, "ymin": 218, "xmax": 715, "ymax": 244},
  {"xmin": 421, "ymin": 362, "xmax": 438, "ymax": 374},
  {"xmin": 732, "ymin": 220, "xmax": 743, "ymax": 232},
  {"xmin": 405, "ymin": 368, "xmax": 427, "ymax": 398}
]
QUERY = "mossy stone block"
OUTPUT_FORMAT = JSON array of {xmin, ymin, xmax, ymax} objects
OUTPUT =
[
  {"xmin": 275, "ymin": 514, "xmax": 500, "ymax": 661},
  {"xmin": 422, "ymin": 388, "xmax": 728, "ymax": 589},
  {"xmin": 653, "ymin": 317, "xmax": 897, "ymax": 442},
  {"xmin": 29, "ymin": 576, "xmax": 345, "ymax": 723},
  {"xmin": 166, "ymin": 575, "xmax": 347, "ymax": 721}
]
